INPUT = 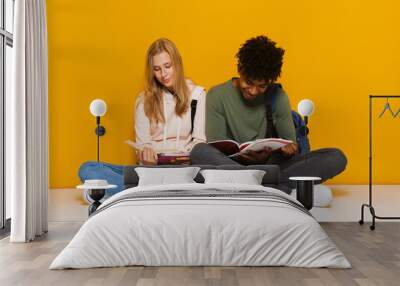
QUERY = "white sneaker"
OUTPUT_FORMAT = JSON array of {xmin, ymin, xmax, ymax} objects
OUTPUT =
[
  {"xmin": 82, "ymin": 189, "xmax": 94, "ymax": 204},
  {"xmin": 291, "ymin": 184, "xmax": 333, "ymax": 207},
  {"xmin": 82, "ymin": 189, "xmax": 107, "ymax": 204}
]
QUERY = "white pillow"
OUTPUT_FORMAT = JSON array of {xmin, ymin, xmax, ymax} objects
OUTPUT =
[
  {"xmin": 135, "ymin": 167, "xmax": 201, "ymax": 186},
  {"xmin": 200, "ymin": 169, "xmax": 266, "ymax": 185}
]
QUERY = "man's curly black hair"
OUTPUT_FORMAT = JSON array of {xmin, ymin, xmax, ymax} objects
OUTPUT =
[{"xmin": 236, "ymin": 35, "xmax": 285, "ymax": 82}]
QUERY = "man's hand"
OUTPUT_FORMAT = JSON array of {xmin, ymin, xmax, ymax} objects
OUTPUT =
[
  {"xmin": 237, "ymin": 147, "xmax": 272, "ymax": 164},
  {"xmin": 139, "ymin": 146, "xmax": 158, "ymax": 165},
  {"xmin": 280, "ymin": 143, "xmax": 298, "ymax": 156}
]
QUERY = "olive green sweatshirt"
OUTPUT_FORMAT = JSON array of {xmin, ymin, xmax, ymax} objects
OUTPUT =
[{"xmin": 206, "ymin": 79, "xmax": 296, "ymax": 144}]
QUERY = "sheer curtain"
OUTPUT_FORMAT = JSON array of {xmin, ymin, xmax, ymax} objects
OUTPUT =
[{"xmin": 8, "ymin": 0, "xmax": 48, "ymax": 242}]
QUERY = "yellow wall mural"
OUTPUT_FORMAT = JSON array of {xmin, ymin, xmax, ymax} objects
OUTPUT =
[{"xmin": 47, "ymin": 0, "xmax": 400, "ymax": 187}]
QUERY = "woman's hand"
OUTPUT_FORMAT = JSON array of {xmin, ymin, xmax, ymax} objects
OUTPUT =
[
  {"xmin": 280, "ymin": 143, "xmax": 298, "ymax": 156},
  {"xmin": 139, "ymin": 146, "xmax": 158, "ymax": 165}
]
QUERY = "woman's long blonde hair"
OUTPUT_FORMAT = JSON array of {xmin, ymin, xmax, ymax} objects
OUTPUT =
[{"xmin": 143, "ymin": 38, "xmax": 190, "ymax": 124}]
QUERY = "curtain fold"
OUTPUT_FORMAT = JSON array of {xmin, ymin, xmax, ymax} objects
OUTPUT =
[{"xmin": 9, "ymin": 0, "xmax": 48, "ymax": 242}]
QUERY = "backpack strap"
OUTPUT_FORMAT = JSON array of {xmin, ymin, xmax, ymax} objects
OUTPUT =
[
  {"xmin": 265, "ymin": 101, "xmax": 275, "ymax": 138},
  {"xmin": 190, "ymin": 99, "xmax": 198, "ymax": 134},
  {"xmin": 264, "ymin": 83, "xmax": 281, "ymax": 138}
]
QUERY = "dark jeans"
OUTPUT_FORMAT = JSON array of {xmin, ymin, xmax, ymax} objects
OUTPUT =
[{"xmin": 190, "ymin": 143, "xmax": 347, "ymax": 188}]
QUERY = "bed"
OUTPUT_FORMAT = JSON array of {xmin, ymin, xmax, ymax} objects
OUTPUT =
[{"xmin": 50, "ymin": 166, "xmax": 350, "ymax": 269}]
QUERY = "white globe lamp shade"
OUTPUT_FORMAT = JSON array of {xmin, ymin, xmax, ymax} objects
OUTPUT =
[
  {"xmin": 297, "ymin": 99, "xmax": 315, "ymax": 117},
  {"xmin": 90, "ymin": 99, "xmax": 107, "ymax": 117}
]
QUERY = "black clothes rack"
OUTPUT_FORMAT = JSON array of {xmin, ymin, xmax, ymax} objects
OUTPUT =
[{"xmin": 359, "ymin": 95, "xmax": 400, "ymax": 230}]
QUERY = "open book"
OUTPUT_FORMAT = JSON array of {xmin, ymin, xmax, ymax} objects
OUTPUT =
[
  {"xmin": 125, "ymin": 140, "xmax": 190, "ymax": 165},
  {"xmin": 208, "ymin": 138, "xmax": 293, "ymax": 157}
]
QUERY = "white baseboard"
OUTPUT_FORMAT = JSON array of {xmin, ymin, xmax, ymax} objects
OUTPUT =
[{"xmin": 49, "ymin": 185, "xmax": 400, "ymax": 223}]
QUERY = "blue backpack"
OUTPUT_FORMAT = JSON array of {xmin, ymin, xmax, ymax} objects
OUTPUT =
[{"xmin": 264, "ymin": 84, "xmax": 310, "ymax": 155}]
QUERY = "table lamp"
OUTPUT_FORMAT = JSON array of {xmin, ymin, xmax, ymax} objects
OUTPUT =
[{"xmin": 89, "ymin": 99, "xmax": 107, "ymax": 162}]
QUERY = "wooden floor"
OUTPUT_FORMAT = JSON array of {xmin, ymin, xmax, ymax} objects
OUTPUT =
[{"xmin": 1, "ymin": 222, "xmax": 399, "ymax": 286}]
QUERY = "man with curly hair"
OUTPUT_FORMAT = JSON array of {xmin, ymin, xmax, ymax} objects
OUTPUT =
[{"xmin": 190, "ymin": 35, "xmax": 347, "ymax": 189}]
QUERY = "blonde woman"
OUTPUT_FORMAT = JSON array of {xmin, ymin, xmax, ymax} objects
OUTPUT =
[
  {"xmin": 79, "ymin": 38, "xmax": 206, "ymax": 198},
  {"xmin": 135, "ymin": 38, "xmax": 206, "ymax": 165}
]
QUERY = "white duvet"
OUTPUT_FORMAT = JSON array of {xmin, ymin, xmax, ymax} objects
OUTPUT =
[{"xmin": 50, "ymin": 183, "xmax": 350, "ymax": 269}]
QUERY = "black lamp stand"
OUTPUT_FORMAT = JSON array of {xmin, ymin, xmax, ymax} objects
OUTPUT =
[
  {"xmin": 300, "ymin": 116, "xmax": 310, "ymax": 161},
  {"xmin": 95, "ymin": 116, "xmax": 106, "ymax": 162}
]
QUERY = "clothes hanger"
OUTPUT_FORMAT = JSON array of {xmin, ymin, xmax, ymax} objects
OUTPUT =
[
  {"xmin": 378, "ymin": 97, "xmax": 395, "ymax": 118},
  {"xmin": 393, "ymin": 106, "xmax": 400, "ymax": 118}
]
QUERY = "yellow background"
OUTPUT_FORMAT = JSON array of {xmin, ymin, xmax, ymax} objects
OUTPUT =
[{"xmin": 47, "ymin": 0, "xmax": 400, "ymax": 187}]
